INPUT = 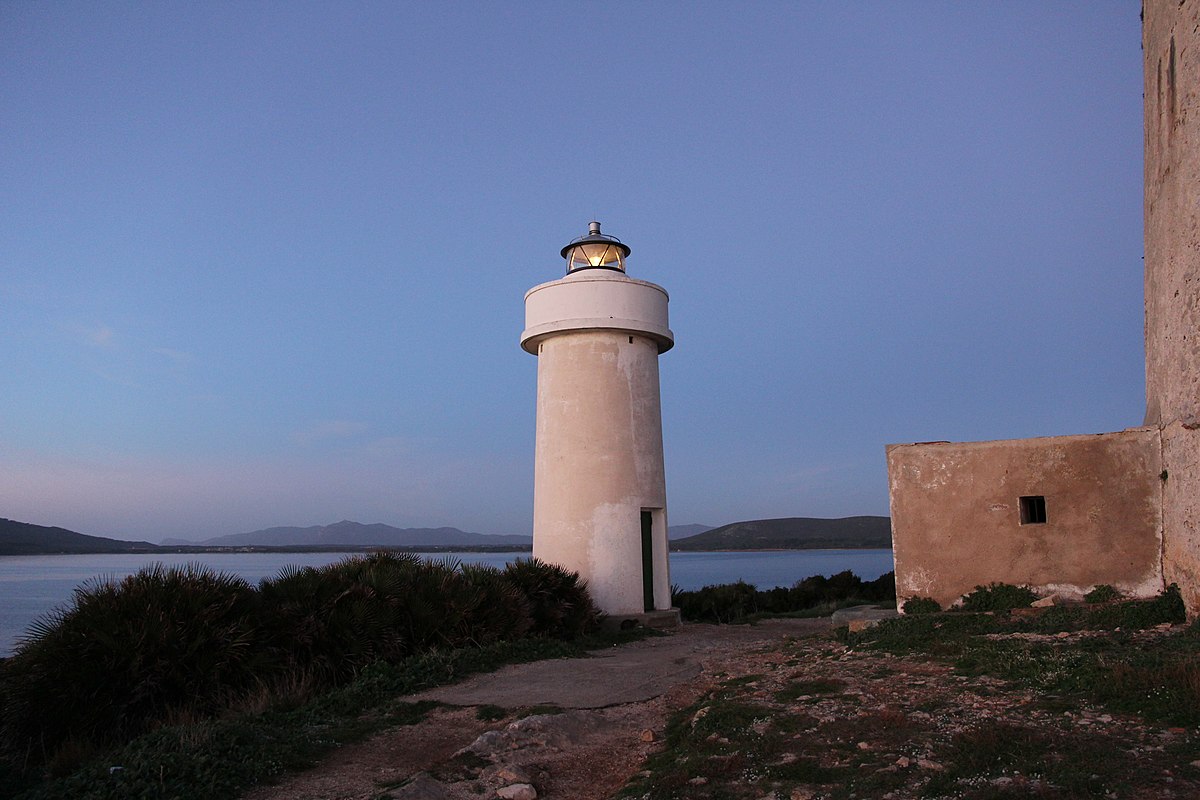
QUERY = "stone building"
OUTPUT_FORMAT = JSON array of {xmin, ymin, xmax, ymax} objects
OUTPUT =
[{"xmin": 887, "ymin": 0, "xmax": 1200, "ymax": 613}]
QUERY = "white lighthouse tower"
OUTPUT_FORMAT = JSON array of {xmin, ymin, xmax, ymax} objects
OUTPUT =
[{"xmin": 521, "ymin": 222, "xmax": 677, "ymax": 626}]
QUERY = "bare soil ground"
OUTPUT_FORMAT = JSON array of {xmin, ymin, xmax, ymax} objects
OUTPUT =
[{"xmin": 245, "ymin": 618, "xmax": 1200, "ymax": 800}]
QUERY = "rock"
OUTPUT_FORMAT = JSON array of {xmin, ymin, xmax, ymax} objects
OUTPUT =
[
  {"xmin": 847, "ymin": 619, "xmax": 879, "ymax": 633},
  {"xmin": 1031, "ymin": 596, "xmax": 1057, "ymax": 608},
  {"xmin": 640, "ymin": 728, "xmax": 656, "ymax": 742},
  {"xmin": 895, "ymin": 756, "xmax": 911, "ymax": 768},
  {"xmin": 394, "ymin": 772, "xmax": 454, "ymax": 799},
  {"xmin": 689, "ymin": 777, "xmax": 709, "ymax": 786},
  {"xmin": 497, "ymin": 783, "xmax": 537, "ymax": 800},
  {"xmin": 857, "ymin": 741, "xmax": 871, "ymax": 750},
  {"xmin": 790, "ymin": 790, "xmax": 815, "ymax": 800},
  {"xmin": 1097, "ymin": 714, "xmax": 1113, "ymax": 723},
  {"xmin": 488, "ymin": 765, "xmax": 532, "ymax": 785},
  {"xmin": 917, "ymin": 759, "xmax": 944, "ymax": 771}
]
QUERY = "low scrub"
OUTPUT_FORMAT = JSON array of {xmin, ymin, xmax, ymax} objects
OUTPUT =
[
  {"xmin": 959, "ymin": 582, "xmax": 1037, "ymax": 612},
  {"xmin": 673, "ymin": 570, "xmax": 895, "ymax": 624},
  {"xmin": 0, "ymin": 555, "xmax": 598, "ymax": 782},
  {"xmin": 12, "ymin": 630, "xmax": 647, "ymax": 800},
  {"xmin": 901, "ymin": 596, "xmax": 940, "ymax": 615},
  {"xmin": 848, "ymin": 586, "xmax": 1198, "ymax": 726}
]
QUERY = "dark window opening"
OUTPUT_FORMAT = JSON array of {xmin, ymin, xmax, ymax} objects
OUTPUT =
[{"xmin": 1020, "ymin": 495, "xmax": 1047, "ymax": 525}]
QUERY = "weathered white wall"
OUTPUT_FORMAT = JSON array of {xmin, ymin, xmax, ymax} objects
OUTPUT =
[{"xmin": 530, "ymin": 330, "xmax": 671, "ymax": 615}]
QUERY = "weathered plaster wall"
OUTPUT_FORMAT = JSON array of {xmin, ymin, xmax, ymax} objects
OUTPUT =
[
  {"xmin": 887, "ymin": 429, "xmax": 1163, "ymax": 610},
  {"xmin": 1144, "ymin": 0, "xmax": 1200, "ymax": 428},
  {"xmin": 1162, "ymin": 422, "xmax": 1200, "ymax": 610},
  {"xmin": 530, "ymin": 330, "xmax": 671, "ymax": 616},
  {"xmin": 1145, "ymin": 0, "xmax": 1200, "ymax": 615}
]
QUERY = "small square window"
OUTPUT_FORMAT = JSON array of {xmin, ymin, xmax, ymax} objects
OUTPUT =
[{"xmin": 1019, "ymin": 495, "xmax": 1047, "ymax": 525}]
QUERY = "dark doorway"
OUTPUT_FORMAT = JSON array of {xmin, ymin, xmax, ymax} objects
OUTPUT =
[{"xmin": 641, "ymin": 510, "xmax": 654, "ymax": 612}]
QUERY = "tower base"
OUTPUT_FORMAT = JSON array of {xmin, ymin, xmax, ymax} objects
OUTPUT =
[{"xmin": 601, "ymin": 608, "xmax": 682, "ymax": 632}]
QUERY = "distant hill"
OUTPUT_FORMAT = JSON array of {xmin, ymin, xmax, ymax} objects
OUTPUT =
[
  {"xmin": 167, "ymin": 520, "xmax": 533, "ymax": 549},
  {"xmin": 671, "ymin": 516, "xmax": 891, "ymax": 551},
  {"xmin": 668, "ymin": 524, "xmax": 714, "ymax": 540},
  {"xmin": 0, "ymin": 518, "xmax": 159, "ymax": 555}
]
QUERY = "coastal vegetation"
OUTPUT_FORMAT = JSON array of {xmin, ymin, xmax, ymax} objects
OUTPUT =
[
  {"xmin": 624, "ymin": 585, "xmax": 1197, "ymax": 799},
  {"xmin": 673, "ymin": 570, "xmax": 896, "ymax": 623},
  {"xmin": 0, "ymin": 553, "xmax": 599, "ymax": 796}
]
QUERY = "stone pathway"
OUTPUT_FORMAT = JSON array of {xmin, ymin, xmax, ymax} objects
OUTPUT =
[{"xmin": 243, "ymin": 619, "xmax": 832, "ymax": 800}]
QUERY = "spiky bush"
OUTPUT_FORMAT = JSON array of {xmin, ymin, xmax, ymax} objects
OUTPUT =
[
  {"xmin": 256, "ymin": 561, "xmax": 400, "ymax": 686},
  {"xmin": 459, "ymin": 563, "xmax": 532, "ymax": 645},
  {"xmin": 501, "ymin": 559, "xmax": 598, "ymax": 638},
  {"xmin": 0, "ymin": 564, "xmax": 262, "ymax": 762}
]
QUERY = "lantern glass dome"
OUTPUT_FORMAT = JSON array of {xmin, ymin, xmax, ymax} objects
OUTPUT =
[{"xmin": 560, "ymin": 221, "xmax": 630, "ymax": 273}]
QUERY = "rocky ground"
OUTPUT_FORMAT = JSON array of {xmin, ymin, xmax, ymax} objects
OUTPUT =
[{"xmin": 243, "ymin": 617, "xmax": 1200, "ymax": 800}]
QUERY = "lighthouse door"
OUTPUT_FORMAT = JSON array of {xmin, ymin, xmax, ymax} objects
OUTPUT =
[{"xmin": 640, "ymin": 510, "xmax": 654, "ymax": 612}]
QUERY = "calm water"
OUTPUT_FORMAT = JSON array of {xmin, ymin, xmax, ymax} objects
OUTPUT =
[{"xmin": 0, "ymin": 549, "xmax": 894, "ymax": 656}]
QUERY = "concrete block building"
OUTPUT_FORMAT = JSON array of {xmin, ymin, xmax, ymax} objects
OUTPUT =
[{"xmin": 888, "ymin": 0, "xmax": 1200, "ymax": 613}]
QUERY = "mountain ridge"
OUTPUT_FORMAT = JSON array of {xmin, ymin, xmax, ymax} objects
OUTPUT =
[
  {"xmin": 0, "ymin": 518, "xmax": 159, "ymax": 555},
  {"xmin": 165, "ymin": 520, "xmax": 533, "ymax": 548},
  {"xmin": 670, "ymin": 516, "xmax": 892, "ymax": 551}
]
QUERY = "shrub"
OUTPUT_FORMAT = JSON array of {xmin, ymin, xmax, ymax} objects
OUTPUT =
[
  {"xmin": 675, "ymin": 581, "xmax": 761, "ymax": 624},
  {"xmin": 902, "ymin": 596, "xmax": 941, "ymax": 615},
  {"xmin": 1084, "ymin": 584, "xmax": 1123, "ymax": 604},
  {"xmin": 501, "ymin": 559, "xmax": 599, "ymax": 638},
  {"xmin": 459, "ymin": 562, "xmax": 532, "ymax": 645},
  {"xmin": 0, "ymin": 564, "xmax": 262, "ymax": 763},
  {"xmin": 959, "ymin": 582, "xmax": 1037, "ymax": 612},
  {"xmin": 674, "ymin": 571, "xmax": 898, "ymax": 624}
]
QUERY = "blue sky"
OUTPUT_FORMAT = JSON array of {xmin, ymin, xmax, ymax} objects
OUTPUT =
[{"xmin": 1, "ymin": 2, "xmax": 1144, "ymax": 542}]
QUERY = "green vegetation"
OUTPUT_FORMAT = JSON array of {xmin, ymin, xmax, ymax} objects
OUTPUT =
[
  {"xmin": 850, "ymin": 585, "xmax": 1196, "ymax": 726},
  {"xmin": 901, "ymin": 596, "xmax": 940, "ymax": 615},
  {"xmin": 672, "ymin": 570, "xmax": 895, "ymax": 624},
  {"xmin": 1085, "ymin": 583, "xmax": 1124, "ymax": 603},
  {"xmin": 0, "ymin": 554, "xmax": 601, "ymax": 795},
  {"xmin": 5, "ymin": 630, "xmax": 648, "ymax": 800},
  {"xmin": 958, "ymin": 582, "xmax": 1038, "ymax": 612},
  {"xmin": 624, "ymin": 585, "xmax": 1200, "ymax": 800}
]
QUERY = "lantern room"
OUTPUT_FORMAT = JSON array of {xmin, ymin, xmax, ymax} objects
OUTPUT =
[{"xmin": 560, "ymin": 220, "xmax": 631, "ymax": 273}]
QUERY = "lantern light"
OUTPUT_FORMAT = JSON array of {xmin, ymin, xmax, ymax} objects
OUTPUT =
[{"xmin": 559, "ymin": 220, "xmax": 631, "ymax": 273}]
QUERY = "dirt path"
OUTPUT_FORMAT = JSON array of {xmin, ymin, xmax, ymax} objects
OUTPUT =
[{"xmin": 243, "ymin": 619, "xmax": 832, "ymax": 800}]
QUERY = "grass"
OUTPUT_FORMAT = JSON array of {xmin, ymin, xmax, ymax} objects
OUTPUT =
[
  {"xmin": 619, "ymin": 586, "xmax": 1200, "ymax": 800},
  {"xmin": 848, "ymin": 585, "xmax": 1200, "ymax": 726},
  {"xmin": 6, "ymin": 628, "xmax": 653, "ymax": 800}
]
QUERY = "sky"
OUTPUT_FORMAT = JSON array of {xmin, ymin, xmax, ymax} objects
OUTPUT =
[{"xmin": 1, "ymin": 2, "xmax": 1145, "ymax": 543}]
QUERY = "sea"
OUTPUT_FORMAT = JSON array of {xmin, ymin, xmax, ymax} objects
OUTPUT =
[{"xmin": 0, "ymin": 549, "xmax": 894, "ymax": 657}]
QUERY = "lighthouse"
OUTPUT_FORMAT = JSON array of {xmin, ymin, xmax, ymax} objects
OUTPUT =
[{"xmin": 521, "ymin": 222, "xmax": 677, "ymax": 626}]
